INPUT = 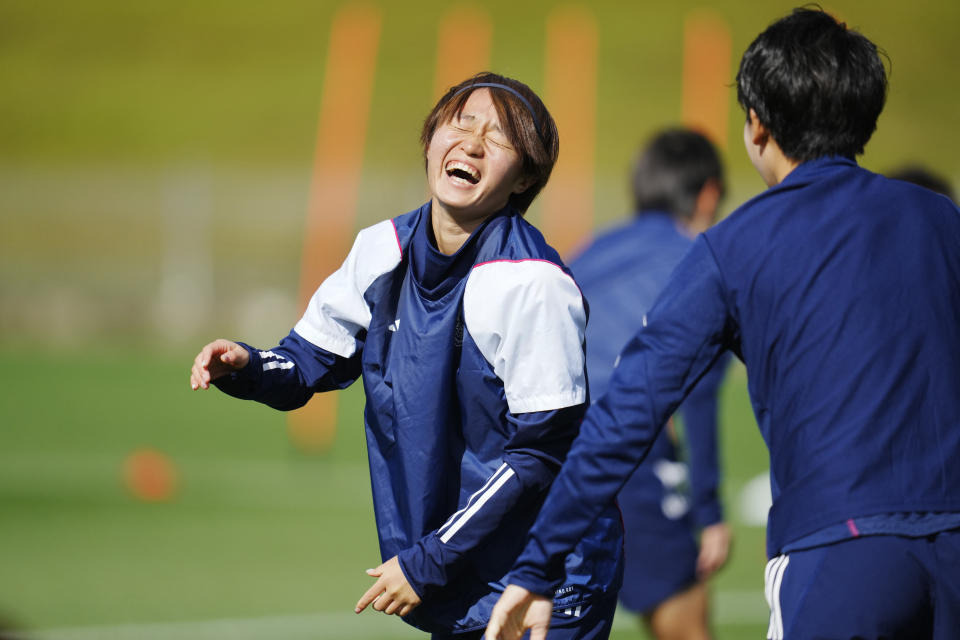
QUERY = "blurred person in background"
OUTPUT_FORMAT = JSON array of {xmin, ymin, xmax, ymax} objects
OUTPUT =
[
  {"xmin": 189, "ymin": 72, "xmax": 622, "ymax": 640},
  {"xmin": 568, "ymin": 128, "xmax": 731, "ymax": 640}
]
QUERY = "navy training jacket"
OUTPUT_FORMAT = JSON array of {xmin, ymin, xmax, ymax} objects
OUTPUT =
[
  {"xmin": 508, "ymin": 157, "xmax": 960, "ymax": 595},
  {"xmin": 216, "ymin": 203, "xmax": 623, "ymax": 633}
]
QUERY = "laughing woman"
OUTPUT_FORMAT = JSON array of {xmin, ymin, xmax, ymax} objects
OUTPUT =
[{"xmin": 189, "ymin": 72, "xmax": 622, "ymax": 640}]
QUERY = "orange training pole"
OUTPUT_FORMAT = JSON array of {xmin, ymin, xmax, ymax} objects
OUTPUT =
[
  {"xmin": 541, "ymin": 5, "xmax": 598, "ymax": 259},
  {"xmin": 681, "ymin": 9, "xmax": 732, "ymax": 150},
  {"xmin": 288, "ymin": 3, "xmax": 382, "ymax": 453},
  {"xmin": 433, "ymin": 6, "xmax": 493, "ymax": 100}
]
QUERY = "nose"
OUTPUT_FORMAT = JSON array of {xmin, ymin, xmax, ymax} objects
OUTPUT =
[{"xmin": 460, "ymin": 132, "xmax": 484, "ymax": 157}]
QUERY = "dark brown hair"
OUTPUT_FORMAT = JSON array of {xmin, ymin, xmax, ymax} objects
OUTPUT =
[{"xmin": 420, "ymin": 72, "xmax": 559, "ymax": 213}]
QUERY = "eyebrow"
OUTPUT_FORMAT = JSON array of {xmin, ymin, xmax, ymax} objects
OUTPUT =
[{"xmin": 456, "ymin": 112, "xmax": 504, "ymax": 134}]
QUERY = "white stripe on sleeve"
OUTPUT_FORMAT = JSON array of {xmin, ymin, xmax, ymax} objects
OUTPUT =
[
  {"xmin": 439, "ymin": 466, "xmax": 516, "ymax": 544},
  {"xmin": 437, "ymin": 463, "xmax": 510, "ymax": 538},
  {"xmin": 262, "ymin": 360, "xmax": 295, "ymax": 372}
]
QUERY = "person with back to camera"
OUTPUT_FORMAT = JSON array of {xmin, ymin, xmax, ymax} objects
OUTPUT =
[
  {"xmin": 567, "ymin": 128, "xmax": 732, "ymax": 640},
  {"xmin": 487, "ymin": 8, "xmax": 960, "ymax": 640},
  {"xmin": 189, "ymin": 72, "xmax": 623, "ymax": 639}
]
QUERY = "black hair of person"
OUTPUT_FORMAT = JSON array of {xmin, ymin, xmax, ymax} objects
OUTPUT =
[{"xmin": 736, "ymin": 7, "xmax": 888, "ymax": 162}]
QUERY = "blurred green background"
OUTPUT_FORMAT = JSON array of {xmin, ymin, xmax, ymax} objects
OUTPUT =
[{"xmin": 1, "ymin": 1, "xmax": 957, "ymax": 638}]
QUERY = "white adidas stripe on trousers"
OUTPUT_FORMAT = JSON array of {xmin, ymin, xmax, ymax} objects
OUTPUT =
[{"xmin": 764, "ymin": 555, "xmax": 790, "ymax": 640}]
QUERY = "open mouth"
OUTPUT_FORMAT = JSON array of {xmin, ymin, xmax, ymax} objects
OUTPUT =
[{"xmin": 445, "ymin": 160, "xmax": 480, "ymax": 185}]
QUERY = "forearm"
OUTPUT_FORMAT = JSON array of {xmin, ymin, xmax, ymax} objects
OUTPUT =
[{"xmin": 681, "ymin": 352, "xmax": 730, "ymax": 527}]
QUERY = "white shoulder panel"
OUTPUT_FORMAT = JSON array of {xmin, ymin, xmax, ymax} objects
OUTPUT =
[
  {"xmin": 294, "ymin": 220, "xmax": 402, "ymax": 358},
  {"xmin": 464, "ymin": 260, "xmax": 587, "ymax": 413}
]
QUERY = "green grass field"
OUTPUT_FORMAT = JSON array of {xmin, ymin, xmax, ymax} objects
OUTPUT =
[
  {"xmin": 0, "ymin": 343, "xmax": 769, "ymax": 639},
  {"xmin": 1, "ymin": 1, "xmax": 958, "ymax": 637}
]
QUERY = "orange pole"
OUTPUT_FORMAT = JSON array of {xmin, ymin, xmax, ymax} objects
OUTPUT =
[
  {"xmin": 288, "ymin": 3, "xmax": 382, "ymax": 453},
  {"xmin": 433, "ymin": 6, "xmax": 493, "ymax": 100},
  {"xmin": 681, "ymin": 9, "xmax": 732, "ymax": 150},
  {"xmin": 541, "ymin": 5, "xmax": 597, "ymax": 259}
]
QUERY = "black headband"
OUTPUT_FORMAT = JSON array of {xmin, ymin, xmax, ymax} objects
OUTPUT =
[{"xmin": 451, "ymin": 82, "xmax": 545, "ymax": 143}]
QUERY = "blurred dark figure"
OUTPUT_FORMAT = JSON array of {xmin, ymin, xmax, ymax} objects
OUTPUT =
[
  {"xmin": 888, "ymin": 165, "xmax": 955, "ymax": 201},
  {"xmin": 0, "ymin": 610, "xmax": 22, "ymax": 640}
]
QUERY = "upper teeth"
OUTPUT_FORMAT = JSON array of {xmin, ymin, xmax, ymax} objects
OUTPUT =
[{"xmin": 446, "ymin": 161, "xmax": 479, "ymax": 181}]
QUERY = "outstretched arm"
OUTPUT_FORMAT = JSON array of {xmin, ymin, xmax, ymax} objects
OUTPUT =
[
  {"xmin": 505, "ymin": 236, "xmax": 736, "ymax": 600},
  {"xmin": 189, "ymin": 220, "xmax": 402, "ymax": 409},
  {"xmin": 679, "ymin": 352, "xmax": 733, "ymax": 577},
  {"xmin": 188, "ymin": 330, "xmax": 361, "ymax": 410}
]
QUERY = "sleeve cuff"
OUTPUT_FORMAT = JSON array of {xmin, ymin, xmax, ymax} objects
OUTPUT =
[
  {"xmin": 396, "ymin": 534, "xmax": 452, "ymax": 599},
  {"xmin": 211, "ymin": 342, "xmax": 261, "ymax": 397},
  {"xmin": 505, "ymin": 566, "xmax": 561, "ymax": 599},
  {"xmin": 693, "ymin": 502, "xmax": 723, "ymax": 529}
]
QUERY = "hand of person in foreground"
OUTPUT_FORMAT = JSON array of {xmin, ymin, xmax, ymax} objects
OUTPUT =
[
  {"xmin": 485, "ymin": 584, "xmax": 552, "ymax": 640},
  {"xmin": 190, "ymin": 339, "xmax": 249, "ymax": 390},
  {"xmin": 697, "ymin": 521, "xmax": 732, "ymax": 579},
  {"xmin": 355, "ymin": 556, "xmax": 422, "ymax": 617}
]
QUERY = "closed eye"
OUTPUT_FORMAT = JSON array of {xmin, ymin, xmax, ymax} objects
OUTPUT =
[
  {"xmin": 447, "ymin": 122, "xmax": 515, "ymax": 151},
  {"xmin": 486, "ymin": 135, "xmax": 514, "ymax": 151}
]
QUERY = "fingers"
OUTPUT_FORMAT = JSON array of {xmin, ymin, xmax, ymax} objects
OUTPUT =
[
  {"xmin": 190, "ymin": 340, "xmax": 247, "ymax": 390},
  {"xmin": 485, "ymin": 612, "xmax": 524, "ymax": 640},
  {"xmin": 383, "ymin": 597, "xmax": 402, "ymax": 616},
  {"xmin": 220, "ymin": 343, "xmax": 249, "ymax": 369},
  {"xmin": 485, "ymin": 585, "xmax": 528, "ymax": 640},
  {"xmin": 190, "ymin": 344, "xmax": 214, "ymax": 390},
  {"xmin": 696, "ymin": 552, "xmax": 716, "ymax": 578},
  {"xmin": 355, "ymin": 585, "xmax": 419, "ymax": 617},
  {"xmin": 355, "ymin": 581, "xmax": 383, "ymax": 614},
  {"xmin": 529, "ymin": 624, "xmax": 549, "ymax": 640},
  {"xmin": 697, "ymin": 545, "xmax": 721, "ymax": 577},
  {"xmin": 356, "ymin": 557, "xmax": 420, "ymax": 617},
  {"xmin": 697, "ymin": 523, "xmax": 731, "ymax": 578},
  {"xmin": 355, "ymin": 564, "xmax": 384, "ymax": 612},
  {"xmin": 484, "ymin": 616, "xmax": 503, "ymax": 640},
  {"xmin": 355, "ymin": 586, "xmax": 416, "ymax": 616}
]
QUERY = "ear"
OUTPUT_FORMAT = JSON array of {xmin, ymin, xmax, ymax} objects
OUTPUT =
[
  {"xmin": 747, "ymin": 108, "xmax": 770, "ymax": 149},
  {"xmin": 512, "ymin": 174, "xmax": 536, "ymax": 194},
  {"xmin": 685, "ymin": 178, "xmax": 723, "ymax": 234},
  {"xmin": 695, "ymin": 178, "xmax": 722, "ymax": 219}
]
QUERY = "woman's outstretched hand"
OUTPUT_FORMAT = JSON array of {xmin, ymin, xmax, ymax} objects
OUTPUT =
[{"xmin": 190, "ymin": 339, "xmax": 249, "ymax": 390}]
